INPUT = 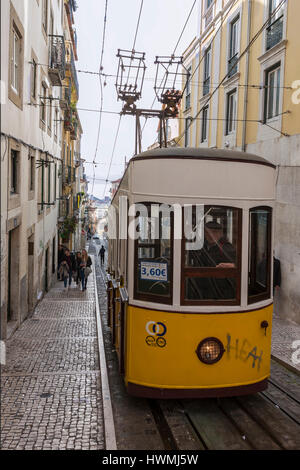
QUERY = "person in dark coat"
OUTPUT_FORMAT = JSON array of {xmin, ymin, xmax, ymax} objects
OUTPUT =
[
  {"xmin": 99, "ymin": 245, "xmax": 105, "ymax": 265},
  {"xmin": 273, "ymin": 256, "xmax": 281, "ymax": 293},
  {"xmin": 188, "ymin": 221, "xmax": 236, "ymax": 300}
]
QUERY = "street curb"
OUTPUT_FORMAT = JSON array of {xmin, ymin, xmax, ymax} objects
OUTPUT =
[
  {"xmin": 92, "ymin": 256, "xmax": 117, "ymax": 450},
  {"xmin": 271, "ymin": 354, "xmax": 300, "ymax": 377}
]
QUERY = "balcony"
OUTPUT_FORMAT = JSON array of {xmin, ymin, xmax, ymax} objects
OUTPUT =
[
  {"xmin": 64, "ymin": 108, "xmax": 74, "ymax": 131},
  {"xmin": 48, "ymin": 35, "xmax": 66, "ymax": 86},
  {"xmin": 266, "ymin": 16, "xmax": 283, "ymax": 51},
  {"xmin": 60, "ymin": 80, "xmax": 71, "ymax": 110},
  {"xmin": 65, "ymin": 41, "xmax": 79, "ymax": 99},
  {"xmin": 70, "ymin": 118, "xmax": 78, "ymax": 140},
  {"xmin": 228, "ymin": 53, "xmax": 238, "ymax": 78}
]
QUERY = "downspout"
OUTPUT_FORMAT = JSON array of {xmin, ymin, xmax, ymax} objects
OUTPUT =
[{"xmin": 242, "ymin": 0, "xmax": 252, "ymax": 152}]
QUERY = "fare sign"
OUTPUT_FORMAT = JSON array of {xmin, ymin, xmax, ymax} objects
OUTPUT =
[{"xmin": 140, "ymin": 261, "xmax": 168, "ymax": 282}]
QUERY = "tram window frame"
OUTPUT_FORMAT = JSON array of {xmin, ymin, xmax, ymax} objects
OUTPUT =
[
  {"xmin": 248, "ymin": 206, "xmax": 272, "ymax": 304},
  {"xmin": 134, "ymin": 203, "xmax": 173, "ymax": 305},
  {"xmin": 181, "ymin": 205, "xmax": 242, "ymax": 306}
]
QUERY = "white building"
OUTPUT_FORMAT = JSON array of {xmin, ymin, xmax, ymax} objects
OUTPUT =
[{"xmin": 1, "ymin": 0, "xmax": 65, "ymax": 338}]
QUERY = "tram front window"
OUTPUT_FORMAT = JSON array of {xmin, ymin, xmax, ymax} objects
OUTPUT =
[
  {"xmin": 182, "ymin": 206, "xmax": 241, "ymax": 304},
  {"xmin": 135, "ymin": 204, "xmax": 172, "ymax": 303},
  {"xmin": 248, "ymin": 207, "xmax": 272, "ymax": 303}
]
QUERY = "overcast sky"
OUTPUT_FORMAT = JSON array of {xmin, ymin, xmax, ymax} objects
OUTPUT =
[{"xmin": 74, "ymin": 0, "xmax": 197, "ymax": 199}]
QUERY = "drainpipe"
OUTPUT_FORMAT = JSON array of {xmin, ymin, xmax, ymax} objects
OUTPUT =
[{"xmin": 242, "ymin": 0, "xmax": 252, "ymax": 152}]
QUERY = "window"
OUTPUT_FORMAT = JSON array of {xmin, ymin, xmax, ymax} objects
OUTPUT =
[
  {"xmin": 11, "ymin": 28, "xmax": 20, "ymax": 93},
  {"xmin": 264, "ymin": 64, "xmax": 280, "ymax": 121},
  {"xmin": 31, "ymin": 58, "xmax": 37, "ymax": 100},
  {"xmin": 41, "ymin": 83, "xmax": 47, "ymax": 123},
  {"xmin": 228, "ymin": 16, "xmax": 239, "ymax": 77},
  {"xmin": 54, "ymin": 108, "xmax": 58, "ymax": 138},
  {"xmin": 134, "ymin": 203, "xmax": 173, "ymax": 304},
  {"xmin": 182, "ymin": 205, "xmax": 242, "ymax": 305},
  {"xmin": 201, "ymin": 106, "xmax": 209, "ymax": 142},
  {"xmin": 266, "ymin": 0, "xmax": 284, "ymax": 50},
  {"xmin": 48, "ymin": 163, "xmax": 51, "ymax": 204},
  {"xmin": 248, "ymin": 207, "xmax": 272, "ymax": 303},
  {"xmin": 29, "ymin": 154, "xmax": 35, "ymax": 191},
  {"xmin": 48, "ymin": 94, "xmax": 52, "ymax": 131},
  {"xmin": 42, "ymin": 0, "xmax": 48, "ymax": 33},
  {"xmin": 10, "ymin": 150, "xmax": 19, "ymax": 194},
  {"xmin": 185, "ymin": 117, "xmax": 192, "ymax": 147},
  {"xmin": 203, "ymin": 46, "xmax": 211, "ymax": 96},
  {"xmin": 226, "ymin": 89, "xmax": 237, "ymax": 135},
  {"xmin": 206, "ymin": 0, "xmax": 213, "ymax": 8},
  {"xmin": 9, "ymin": 4, "xmax": 24, "ymax": 109},
  {"xmin": 185, "ymin": 66, "xmax": 191, "ymax": 109}
]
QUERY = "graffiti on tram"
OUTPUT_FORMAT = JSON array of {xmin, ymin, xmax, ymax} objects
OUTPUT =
[{"xmin": 226, "ymin": 334, "xmax": 264, "ymax": 371}]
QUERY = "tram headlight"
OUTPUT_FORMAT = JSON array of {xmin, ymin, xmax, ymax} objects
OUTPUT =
[{"xmin": 196, "ymin": 337, "xmax": 225, "ymax": 365}]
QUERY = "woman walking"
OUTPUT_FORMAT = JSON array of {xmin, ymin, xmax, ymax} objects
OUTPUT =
[
  {"xmin": 58, "ymin": 260, "xmax": 70, "ymax": 292},
  {"xmin": 80, "ymin": 249, "xmax": 92, "ymax": 291}
]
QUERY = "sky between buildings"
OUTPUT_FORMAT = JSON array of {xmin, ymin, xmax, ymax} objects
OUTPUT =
[{"xmin": 74, "ymin": 0, "xmax": 197, "ymax": 199}]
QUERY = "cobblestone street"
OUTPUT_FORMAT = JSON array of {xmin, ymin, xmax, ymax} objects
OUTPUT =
[{"xmin": 0, "ymin": 270, "xmax": 104, "ymax": 450}]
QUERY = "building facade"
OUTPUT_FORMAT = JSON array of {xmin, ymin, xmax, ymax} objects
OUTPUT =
[
  {"xmin": 0, "ymin": 0, "xmax": 84, "ymax": 339},
  {"xmin": 179, "ymin": 0, "xmax": 300, "ymax": 323}
]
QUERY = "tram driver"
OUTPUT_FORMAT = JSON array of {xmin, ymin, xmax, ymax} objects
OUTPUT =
[{"xmin": 187, "ymin": 221, "xmax": 236, "ymax": 300}]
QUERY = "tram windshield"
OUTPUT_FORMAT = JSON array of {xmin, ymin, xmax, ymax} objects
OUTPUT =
[
  {"xmin": 182, "ymin": 205, "xmax": 241, "ymax": 304},
  {"xmin": 135, "ymin": 203, "xmax": 172, "ymax": 303}
]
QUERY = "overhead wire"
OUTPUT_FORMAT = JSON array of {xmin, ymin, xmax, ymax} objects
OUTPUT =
[
  {"xmin": 141, "ymin": 0, "xmax": 197, "ymax": 139},
  {"xmin": 100, "ymin": 0, "xmax": 145, "ymax": 197},
  {"xmin": 91, "ymin": 0, "xmax": 109, "ymax": 195}
]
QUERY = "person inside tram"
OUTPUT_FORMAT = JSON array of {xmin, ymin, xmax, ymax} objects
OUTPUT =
[
  {"xmin": 193, "ymin": 221, "xmax": 236, "ymax": 268},
  {"xmin": 187, "ymin": 221, "xmax": 236, "ymax": 300}
]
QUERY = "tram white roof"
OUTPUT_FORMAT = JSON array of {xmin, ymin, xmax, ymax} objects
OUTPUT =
[{"xmin": 130, "ymin": 147, "xmax": 276, "ymax": 169}]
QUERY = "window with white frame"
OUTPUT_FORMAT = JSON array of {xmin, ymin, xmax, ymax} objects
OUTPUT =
[
  {"xmin": 228, "ymin": 16, "xmax": 239, "ymax": 78},
  {"xmin": 264, "ymin": 63, "xmax": 281, "ymax": 122},
  {"xmin": 11, "ymin": 27, "xmax": 20, "ymax": 93},
  {"xmin": 266, "ymin": 0, "xmax": 284, "ymax": 50},
  {"xmin": 41, "ymin": 83, "xmax": 47, "ymax": 124},
  {"xmin": 203, "ymin": 46, "xmax": 211, "ymax": 96},
  {"xmin": 226, "ymin": 89, "xmax": 237, "ymax": 135},
  {"xmin": 201, "ymin": 106, "xmax": 209, "ymax": 142}
]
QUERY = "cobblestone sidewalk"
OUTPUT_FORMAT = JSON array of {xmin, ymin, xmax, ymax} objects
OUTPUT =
[{"xmin": 0, "ymin": 274, "xmax": 104, "ymax": 450}]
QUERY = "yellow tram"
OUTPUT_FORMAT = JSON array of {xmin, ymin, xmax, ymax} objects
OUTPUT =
[{"xmin": 106, "ymin": 147, "xmax": 276, "ymax": 398}]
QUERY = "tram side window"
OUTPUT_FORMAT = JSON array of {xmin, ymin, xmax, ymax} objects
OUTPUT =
[
  {"xmin": 248, "ymin": 207, "xmax": 272, "ymax": 303},
  {"xmin": 182, "ymin": 205, "xmax": 242, "ymax": 304},
  {"xmin": 135, "ymin": 203, "xmax": 172, "ymax": 304}
]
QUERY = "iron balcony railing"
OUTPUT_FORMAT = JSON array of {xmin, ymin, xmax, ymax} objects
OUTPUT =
[
  {"xmin": 266, "ymin": 16, "xmax": 283, "ymax": 51},
  {"xmin": 228, "ymin": 53, "xmax": 238, "ymax": 78},
  {"xmin": 48, "ymin": 35, "xmax": 66, "ymax": 86}
]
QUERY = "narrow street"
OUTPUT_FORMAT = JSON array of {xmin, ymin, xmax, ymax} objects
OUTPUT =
[{"xmin": 0, "ymin": 251, "xmax": 104, "ymax": 450}]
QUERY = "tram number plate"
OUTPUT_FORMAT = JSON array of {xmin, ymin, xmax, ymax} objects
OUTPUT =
[{"xmin": 140, "ymin": 262, "xmax": 168, "ymax": 282}]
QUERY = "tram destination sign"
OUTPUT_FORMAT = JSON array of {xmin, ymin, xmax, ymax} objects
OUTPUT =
[{"xmin": 140, "ymin": 261, "xmax": 168, "ymax": 282}]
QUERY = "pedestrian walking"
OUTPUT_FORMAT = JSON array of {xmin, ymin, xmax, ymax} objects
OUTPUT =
[
  {"xmin": 74, "ymin": 251, "xmax": 82, "ymax": 287},
  {"xmin": 80, "ymin": 249, "xmax": 92, "ymax": 291},
  {"xmin": 63, "ymin": 249, "xmax": 73, "ymax": 288},
  {"xmin": 58, "ymin": 260, "xmax": 70, "ymax": 292},
  {"xmin": 99, "ymin": 245, "xmax": 105, "ymax": 265},
  {"xmin": 57, "ymin": 245, "xmax": 65, "ymax": 280}
]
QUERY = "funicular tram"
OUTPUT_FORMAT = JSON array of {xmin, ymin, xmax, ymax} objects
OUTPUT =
[{"xmin": 106, "ymin": 147, "xmax": 276, "ymax": 398}]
